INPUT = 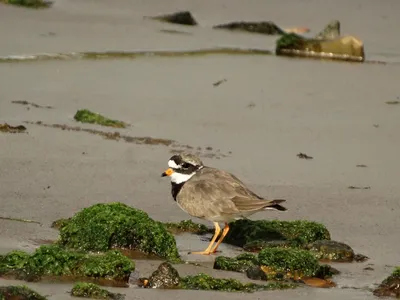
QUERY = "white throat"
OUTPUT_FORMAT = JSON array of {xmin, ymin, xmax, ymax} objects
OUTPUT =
[{"xmin": 170, "ymin": 171, "xmax": 195, "ymax": 184}]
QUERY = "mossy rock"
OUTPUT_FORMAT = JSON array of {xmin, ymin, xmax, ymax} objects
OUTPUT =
[
  {"xmin": 258, "ymin": 248, "xmax": 320, "ymax": 279},
  {"xmin": 213, "ymin": 21, "xmax": 285, "ymax": 35},
  {"xmin": 71, "ymin": 282, "xmax": 125, "ymax": 300},
  {"xmin": 180, "ymin": 273, "xmax": 297, "ymax": 292},
  {"xmin": 58, "ymin": 202, "xmax": 179, "ymax": 260},
  {"xmin": 0, "ymin": 245, "xmax": 134, "ymax": 284},
  {"xmin": 305, "ymin": 240, "xmax": 355, "ymax": 262},
  {"xmin": 73, "ymin": 109, "xmax": 128, "ymax": 128},
  {"xmin": 213, "ymin": 253, "xmax": 258, "ymax": 273},
  {"xmin": 373, "ymin": 267, "xmax": 400, "ymax": 298},
  {"xmin": 224, "ymin": 219, "xmax": 330, "ymax": 249},
  {"xmin": 243, "ymin": 240, "xmax": 294, "ymax": 252},
  {"xmin": 0, "ymin": 285, "xmax": 47, "ymax": 300},
  {"xmin": 163, "ymin": 220, "xmax": 211, "ymax": 235},
  {"xmin": 1, "ymin": 0, "xmax": 51, "ymax": 8}
]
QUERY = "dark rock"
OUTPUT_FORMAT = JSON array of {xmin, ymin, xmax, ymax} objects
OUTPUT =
[
  {"xmin": 246, "ymin": 266, "xmax": 268, "ymax": 281},
  {"xmin": 148, "ymin": 11, "xmax": 197, "ymax": 26},
  {"xmin": 373, "ymin": 267, "xmax": 400, "ymax": 298},
  {"xmin": 213, "ymin": 21, "xmax": 285, "ymax": 35},
  {"xmin": 0, "ymin": 285, "xmax": 47, "ymax": 300},
  {"xmin": 147, "ymin": 262, "xmax": 180, "ymax": 289},
  {"xmin": 306, "ymin": 240, "xmax": 357, "ymax": 262}
]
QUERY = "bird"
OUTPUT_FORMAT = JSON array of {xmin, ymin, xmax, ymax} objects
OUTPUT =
[{"xmin": 161, "ymin": 153, "xmax": 287, "ymax": 255}]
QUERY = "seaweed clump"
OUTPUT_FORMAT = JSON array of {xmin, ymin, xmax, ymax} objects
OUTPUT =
[
  {"xmin": 58, "ymin": 202, "xmax": 180, "ymax": 260},
  {"xmin": 224, "ymin": 219, "xmax": 330, "ymax": 250},
  {"xmin": 1, "ymin": 0, "xmax": 51, "ymax": 8},
  {"xmin": 74, "ymin": 109, "xmax": 128, "ymax": 128},
  {"xmin": 258, "ymin": 248, "xmax": 321, "ymax": 279},
  {"xmin": 71, "ymin": 282, "xmax": 125, "ymax": 300},
  {"xmin": 0, "ymin": 123, "xmax": 27, "ymax": 133},
  {"xmin": 180, "ymin": 273, "xmax": 296, "ymax": 292},
  {"xmin": 0, "ymin": 285, "xmax": 47, "ymax": 300},
  {"xmin": 163, "ymin": 220, "xmax": 211, "ymax": 235},
  {"xmin": 214, "ymin": 253, "xmax": 258, "ymax": 273},
  {"xmin": 0, "ymin": 245, "xmax": 134, "ymax": 284},
  {"xmin": 373, "ymin": 267, "xmax": 400, "ymax": 298}
]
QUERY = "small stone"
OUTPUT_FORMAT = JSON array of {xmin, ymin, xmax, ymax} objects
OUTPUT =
[
  {"xmin": 148, "ymin": 11, "xmax": 198, "ymax": 26},
  {"xmin": 246, "ymin": 266, "xmax": 268, "ymax": 281}
]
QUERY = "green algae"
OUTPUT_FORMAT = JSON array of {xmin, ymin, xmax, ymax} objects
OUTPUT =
[
  {"xmin": 373, "ymin": 267, "xmax": 400, "ymax": 298},
  {"xmin": 163, "ymin": 220, "xmax": 211, "ymax": 235},
  {"xmin": 0, "ymin": 285, "xmax": 47, "ymax": 300},
  {"xmin": 180, "ymin": 273, "xmax": 297, "ymax": 292},
  {"xmin": 1, "ymin": 0, "xmax": 51, "ymax": 8},
  {"xmin": 224, "ymin": 219, "xmax": 330, "ymax": 249},
  {"xmin": 58, "ymin": 202, "xmax": 180, "ymax": 261},
  {"xmin": 74, "ymin": 110, "xmax": 127, "ymax": 128},
  {"xmin": 258, "ymin": 248, "xmax": 320, "ymax": 278},
  {"xmin": 71, "ymin": 282, "xmax": 125, "ymax": 300},
  {"xmin": 0, "ymin": 245, "xmax": 134, "ymax": 284},
  {"xmin": 213, "ymin": 253, "xmax": 258, "ymax": 273}
]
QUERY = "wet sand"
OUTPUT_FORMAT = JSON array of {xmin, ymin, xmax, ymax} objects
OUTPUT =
[{"xmin": 1, "ymin": 0, "xmax": 400, "ymax": 299}]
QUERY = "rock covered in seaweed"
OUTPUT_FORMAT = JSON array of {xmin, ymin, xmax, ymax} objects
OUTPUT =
[
  {"xmin": 213, "ymin": 21, "xmax": 309, "ymax": 35},
  {"xmin": 71, "ymin": 282, "xmax": 125, "ymax": 299},
  {"xmin": 224, "ymin": 219, "xmax": 330, "ymax": 249},
  {"xmin": 306, "ymin": 240, "xmax": 361, "ymax": 262},
  {"xmin": 58, "ymin": 202, "xmax": 180, "ymax": 260},
  {"xmin": 373, "ymin": 267, "xmax": 400, "ymax": 298},
  {"xmin": 0, "ymin": 285, "xmax": 47, "ymax": 300},
  {"xmin": 0, "ymin": 245, "xmax": 134, "ymax": 284},
  {"xmin": 213, "ymin": 253, "xmax": 258, "ymax": 273}
]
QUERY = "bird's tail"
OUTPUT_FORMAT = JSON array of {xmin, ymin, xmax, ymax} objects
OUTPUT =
[{"xmin": 264, "ymin": 199, "xmax": 287, "ymax": 211}]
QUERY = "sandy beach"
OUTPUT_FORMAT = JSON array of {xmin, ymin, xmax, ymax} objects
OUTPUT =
[{"xmin": 1, "ymin": 0, "xmax": 399, "ymax": 299}]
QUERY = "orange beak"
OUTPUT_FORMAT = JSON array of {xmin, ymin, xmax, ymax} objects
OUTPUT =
[{"xmin": 161, "ymin": 168, "xmax": 174, "ymax": 177}]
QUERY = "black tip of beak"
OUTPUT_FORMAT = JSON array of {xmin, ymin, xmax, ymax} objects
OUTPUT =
[{"xmin": 161, "ymin": 172, "xmax": 167, "ymax": 177}]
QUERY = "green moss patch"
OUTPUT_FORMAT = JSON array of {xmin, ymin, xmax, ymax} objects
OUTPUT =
[
  {"xmin": 258, "ymin": 248, "xmax": 320, "ymax": 278},
  {"xmin": 74, "ymin": 109, "xmax": 128, "ymax": 128},
  {"xmin": 373, "ymin": 267, "xmax": 400, "ymax": 298},
  {"xmin": 213, "ymin": 253, "xmax": 258, "ymax": 273},
  {"xmin": 180, "ymin": 273, "xmax": 297, "ymax": 292},
  {"xmin": 0, "ymin": 285, "xmax": 47, "ymax": 300},
  {"xmin": 0, "ymin": 245, "xmax": 134, "ymax": 284},
  {"xmin": 71, "ymin": 282, "xmax": 124, "ymax": 299},
  {"xmin": 58, "ymin": 202, "xmax": 179, "ymax": 260},
  {"xmin": 1, "ymin": 0, "xmax": 51, "ymax": 8},
  {"xmin": 224, "ymin": 219, "xmax": 330, "ymax": 249},
  {"xmin": 163, "ymin": 220, "xmax": 211, "ymax": 235}
]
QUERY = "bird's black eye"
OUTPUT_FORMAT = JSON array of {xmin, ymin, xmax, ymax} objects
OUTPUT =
[{"xmin": 182, "ymin": 163, "xmax": 192, "ymax": 169}]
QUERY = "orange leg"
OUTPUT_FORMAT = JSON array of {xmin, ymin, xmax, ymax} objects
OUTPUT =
[
  {"xmin": 210, "ymin": 223, "xmax": 230, "ymax": 253},
  {"xmin": 190, "ymin": 222, "xmax": 221, "ymax": 255}
]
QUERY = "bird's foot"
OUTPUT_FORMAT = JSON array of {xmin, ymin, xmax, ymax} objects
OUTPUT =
[{"xmin": 189, "ymin": 250, "xmax": 213, "ymax": 255}]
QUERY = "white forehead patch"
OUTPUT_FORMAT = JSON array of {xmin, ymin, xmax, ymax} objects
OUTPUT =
[
  {"xmin": 170, "ymin": 171, "xmax": 195, "ymax": 184},
  {"xmin": 168, "ymin": 159, "xmax": 181, "ymax": 169}
]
